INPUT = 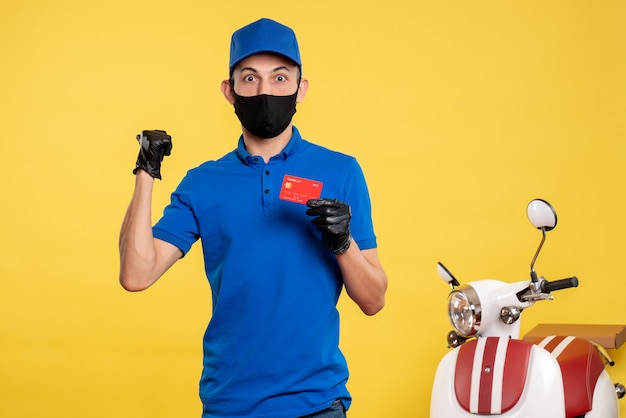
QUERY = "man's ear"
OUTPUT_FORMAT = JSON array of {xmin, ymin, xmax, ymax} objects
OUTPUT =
[
  {"xmin": 221, "ymin": 79, "xmax": 235, "ymax": 105},
  {"xmin": 296, "ymin": 77, "xmax": 309, "ymax": 103}
]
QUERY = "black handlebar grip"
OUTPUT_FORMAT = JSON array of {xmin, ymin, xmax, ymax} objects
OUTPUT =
[{"xmin": 541, "ymin": 276, "xmax": 579, "ymax": 293}]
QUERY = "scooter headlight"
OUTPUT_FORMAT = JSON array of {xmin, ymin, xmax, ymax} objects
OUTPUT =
[{"xmin": 448, "ymin": 285, "xmax": 481, "ymax": 337}]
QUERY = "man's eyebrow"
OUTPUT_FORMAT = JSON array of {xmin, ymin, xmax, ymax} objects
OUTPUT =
[{"xmin": 271, "ymin": 66, "xmax": 292, "ymax": 72}]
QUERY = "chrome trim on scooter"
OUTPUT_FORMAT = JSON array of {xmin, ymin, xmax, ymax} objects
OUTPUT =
[{"xmin": 448, "ymin": 285, "xmax": 481, "ymax": 337}]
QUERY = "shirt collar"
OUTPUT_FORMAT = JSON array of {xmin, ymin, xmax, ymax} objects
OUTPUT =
[{"xmin": 237, "ymin": 126, "xmax": 303, "ymax": 165}]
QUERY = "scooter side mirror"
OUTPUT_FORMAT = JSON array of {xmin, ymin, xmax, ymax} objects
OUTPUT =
[
  {"xmin": 437, "ymin": 262, "xmax": 460, "ymax": 288},
  {"xmin": 527, "ymin": 199, "xmax": 557, "ymax": 231}
]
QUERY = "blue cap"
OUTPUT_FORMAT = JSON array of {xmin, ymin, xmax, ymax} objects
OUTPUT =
[{"xmin": 229, "ymin": 18, "xmax": 301, "ymax": 74}]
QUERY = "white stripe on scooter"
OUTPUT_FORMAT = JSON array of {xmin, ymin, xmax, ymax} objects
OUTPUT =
[
  {"xmin": 537, "ymin": 335, "xmax": 556, "ymax": 349},
  {"xmin": 550, "ymin": 336, "xmax": 575, "ymax": 358},
  {"xmin": 470, "ymin": 338, "xmax": 486, "ymax": 413},
  {"xmin": 490, "ymin": 337, "xmax": 509, "ymax": 414}
]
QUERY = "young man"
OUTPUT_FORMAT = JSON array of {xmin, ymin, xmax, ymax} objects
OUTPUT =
[{"xmin": 119, "ymin": 18, "xmax": 387, "ymax": 418}]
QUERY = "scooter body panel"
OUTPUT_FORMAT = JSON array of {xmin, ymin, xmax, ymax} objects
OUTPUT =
[{"xmin": 585, "ymin": 370, "xmax": 619, "ymax": 418}]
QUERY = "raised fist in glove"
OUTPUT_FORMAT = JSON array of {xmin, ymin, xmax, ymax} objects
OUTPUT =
[
  {"xmin": 133, "ymin": 130, "xmax": 172, "ymax": 180},
  {"xmin": 306, "ymin": 198, "xmax": 352, "ymax": 255}
]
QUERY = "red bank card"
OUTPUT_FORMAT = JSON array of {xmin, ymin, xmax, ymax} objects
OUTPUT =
[{"xmin": 279, "ymin": 175, "xmax": 323, "ymax": 204}]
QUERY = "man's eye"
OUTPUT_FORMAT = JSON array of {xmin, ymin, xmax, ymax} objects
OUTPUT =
[
  {"xmin": 244, "ymin": 75, "xmax": 255, "ymax": 82},
  {"xmin": 276, "ymin": 75, "xmax": 286, "ymax": 82}
]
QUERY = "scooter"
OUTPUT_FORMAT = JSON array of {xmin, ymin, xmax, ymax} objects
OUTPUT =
[{"xmin": 430, "ymin": 199, "xmax": 625, "ymax": 417}]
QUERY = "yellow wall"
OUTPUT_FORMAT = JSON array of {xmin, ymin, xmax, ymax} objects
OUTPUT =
[{"xmin": 1, "ymin": 1, "xmax": 625, "ymax": 417}]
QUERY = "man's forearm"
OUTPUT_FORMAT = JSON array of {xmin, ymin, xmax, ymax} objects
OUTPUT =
[
  {"xmin": 338, "ymin": 244, "xmax": 388, "ymax": 316},
  {"xmin": 119, "ymin": 170, "xmax": 158, "ymax": 291}
]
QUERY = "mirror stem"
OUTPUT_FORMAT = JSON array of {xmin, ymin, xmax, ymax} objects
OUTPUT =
[{"xmin": 530, "ymin": 227, "xmax": 547, "ymax": 283}]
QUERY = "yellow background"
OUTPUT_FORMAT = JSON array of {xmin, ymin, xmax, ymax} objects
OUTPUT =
[{"xmin": 2, "ymin": 1, "xmax": 625, "ymax": 417}]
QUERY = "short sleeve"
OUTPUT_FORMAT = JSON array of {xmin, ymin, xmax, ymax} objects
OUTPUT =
[
  {"xmin": 153, "ymin": 174, "xmax": 200, "ymax": 256},
  {"xmin": 343, "ymin": 158, "xmax": 377, "ymax": 250}
]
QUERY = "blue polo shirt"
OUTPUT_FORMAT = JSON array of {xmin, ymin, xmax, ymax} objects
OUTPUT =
[{"xmin": 153, "ymin": 126, "xmax": 377, "ymax": 417}]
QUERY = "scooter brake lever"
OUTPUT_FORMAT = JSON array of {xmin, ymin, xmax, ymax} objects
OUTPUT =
[{"xmin": 521, "ymin": 292, "xmax": 554, "ymax": 302}]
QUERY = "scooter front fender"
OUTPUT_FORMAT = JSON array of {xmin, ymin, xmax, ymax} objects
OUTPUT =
[{"xmin": 430, "ymin": 342, "xmax": 566, "ymax": 417}]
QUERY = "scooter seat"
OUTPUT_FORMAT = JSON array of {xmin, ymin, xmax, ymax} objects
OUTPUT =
[{"xmin": 532, "ymin": 335, "xmax": 605, "ymax": 418}]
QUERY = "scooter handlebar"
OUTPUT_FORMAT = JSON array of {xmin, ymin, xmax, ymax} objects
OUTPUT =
[{"xmin": 540, "ymin": 276, "xmax": 579, "ymax": 293}]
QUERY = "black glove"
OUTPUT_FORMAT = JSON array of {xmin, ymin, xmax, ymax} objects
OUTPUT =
[
  {"xmin": 133, "ymin": 130, "xmax": 172, "ymax": 180},
  {"xmin": 306, "ymin": 198, "xmax": 352, "ymax": 255}
]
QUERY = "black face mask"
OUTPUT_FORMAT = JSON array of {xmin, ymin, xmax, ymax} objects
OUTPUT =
[{"xmin": 232, "ymin": 90, "xmax": 298, "ymax": 139}]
